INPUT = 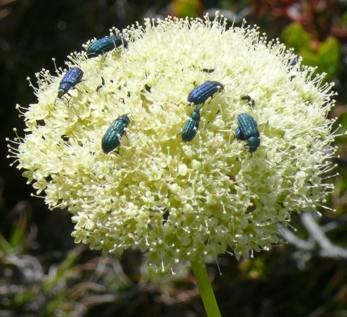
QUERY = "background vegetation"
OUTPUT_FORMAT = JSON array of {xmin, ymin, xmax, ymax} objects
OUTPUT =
[{"xmin": 1, "ymin": 1, "xmax": 347, "ymax": 316}]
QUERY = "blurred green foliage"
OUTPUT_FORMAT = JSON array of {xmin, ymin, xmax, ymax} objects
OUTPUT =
[
  {"xmin": 172, "ymin": 0, "xmax": 202, "ymax": 17},
  {"xmin": 282, "ymin": 23, "xmax": 341, "ymax": 80}
]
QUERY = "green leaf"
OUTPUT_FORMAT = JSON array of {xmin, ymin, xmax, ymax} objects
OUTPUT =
[
  {"xmin": 315, "ymin": 37, "xmax": 341, "ymax": 80},
  {"xmin": 281, "ymin": 23, "xmax": 310, "ymax": 52},
  {"xmin": 42, "ymin": 248, "xmax": 81, "ymax": 292},
  {"xmin": 9, "ymin": 222, "xmax": 26, "ymax": 249},
  {"xmin": 282, "ymin": 23, "xmax": 341, "ymax": 80},
  {"xmin": 0, "ymin": 234, "xmax": 13, "ymax": 252}
]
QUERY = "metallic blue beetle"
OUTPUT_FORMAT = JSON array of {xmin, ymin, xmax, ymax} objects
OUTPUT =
[
  {"xmin": 188, "ymin": 81, "xmax": 224, "ymax": 105},
  {"xmin": 102, "ymin": 114, "xmax": 130, "ymax": 153},
  {"xmin": 235, "ymin": 113, "xmax": 260, "ymax": 152},
  {"xmin": 58, "ymin": 67, "xmax": 83, "ymax": 98},
  {"xmin": 87, "ymin": 35, "xmax": 125, "ymax": 59},
  {"xmin": 181, "ymin": 107, "xmax": 201, "ymax": 142}
]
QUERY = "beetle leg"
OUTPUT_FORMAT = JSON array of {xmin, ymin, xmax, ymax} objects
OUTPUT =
[
  {"xmin": 75, "ymin": 87, "xmax": 88, "ymax": 94},
  {"xmin": 206, "ymin": 96, "xmax": 213, "ymax": 105},
  {"xmin": 100, "ymin": 54, "xmax": 107, "ymax": 65},
  {"xmin": 65, "ymin": 94, "xmax": 72, "ymax": 106}
]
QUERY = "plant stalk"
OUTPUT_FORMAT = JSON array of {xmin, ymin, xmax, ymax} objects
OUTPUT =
[{"xmin": 191, "ymin": 260, "xmax": 222, "ymax": 317}]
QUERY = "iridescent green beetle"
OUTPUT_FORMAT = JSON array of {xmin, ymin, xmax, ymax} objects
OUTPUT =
[
  {"xmin": 58, "ymin": 67, "xmax": 83, "ymax": 98},
  {"xmin": 181, "ymin": 107, "xmax": 201, "ymax": 142},
  {"xmin": 188, "ymin": 81, "xmax": 224, "ymax": 105},
  {"xmin": 102, "ymin": 114, "xmax": 130, "ymax": 153},
  {"xmin": 87, "ymin": 35, "xmax": 125, "ymax": 59},
  {"xmin": 235, "ymin": 113, "xmax": 260, "ymax": 152}
]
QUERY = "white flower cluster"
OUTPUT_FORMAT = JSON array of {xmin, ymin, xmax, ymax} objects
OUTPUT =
[{"xmin": 8, "ymin": 16, "xmax": 336, "ymax": 275}]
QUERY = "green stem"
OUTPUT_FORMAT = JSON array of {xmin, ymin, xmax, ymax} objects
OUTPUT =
[{"xmin": 191, "ymin": 260, "xmax": 222, "ymax": 317}]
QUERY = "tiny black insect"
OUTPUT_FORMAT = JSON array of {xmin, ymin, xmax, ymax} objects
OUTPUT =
[
  {"xmin": 58, "ymin": 67, "xmax": 83, "ymax": 98},
  {"xmin": 202, "ymin": 68, "xmax": 215, "ymax": 73},
  {"xmin": 144, "ymin": 84, "xmax": 151, "ymax": 92},
  {"xmin": 87, "ymin": 35, "xmax": 125, "ymax": 59},
  {"xmin": 96, "ymin": 77, "xmax": 105, "ymax": 92},
  {"xmin": 102, "ymin": 114, "xmax": 130, "ymax": 153},
  {"xmin": 241, "ymin": 95, "xmax": 255, "ymax": 108},
  {"xmin": 235, "ymin": 113, "xmax": 260, "ymax": 152},
  {"xmin": 36, "ymin": 120, "xmax": 45, "ymax": 126},
  {"xmin": 61, "ymin": 135, "xmax": 70, "ymax": 142},
  {"xmin": 181, "ymin": 107, "xmax": 201, "ymax": 142},
  {"xmin": 188, "ymin": 81, "xmax": 224, "ymax": 105}
]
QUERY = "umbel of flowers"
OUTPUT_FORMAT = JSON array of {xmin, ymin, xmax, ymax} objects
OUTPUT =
[{"xmin": 9, "ymin": 15, "xmax": 336, "ymax": 276}]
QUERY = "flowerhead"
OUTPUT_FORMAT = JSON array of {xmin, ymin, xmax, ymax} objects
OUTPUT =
[{"xmin": 8, "ymin": 15, "xmax": 336, "ymax": 275}]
